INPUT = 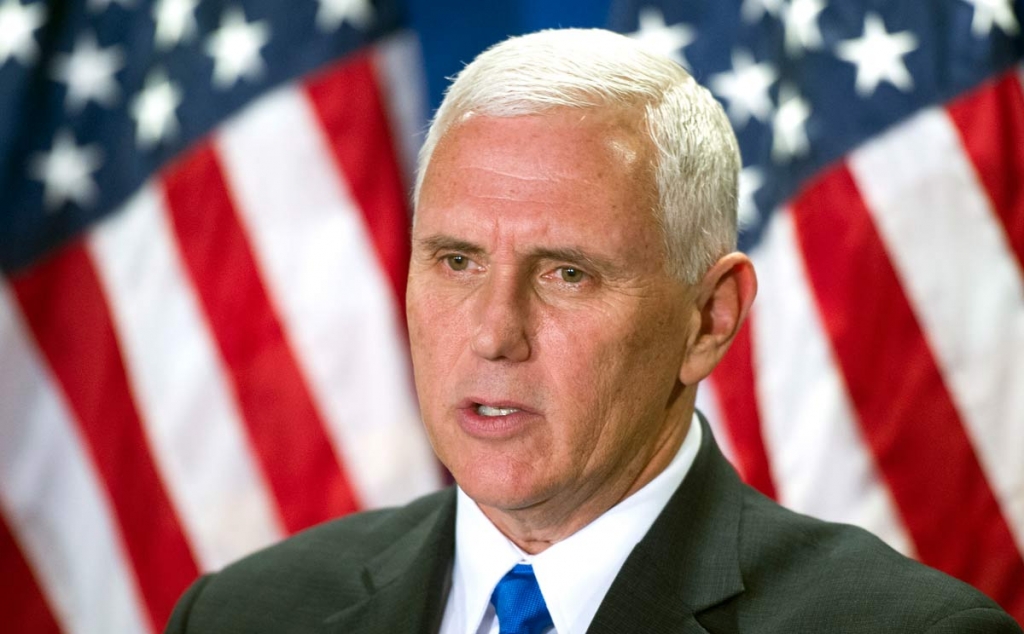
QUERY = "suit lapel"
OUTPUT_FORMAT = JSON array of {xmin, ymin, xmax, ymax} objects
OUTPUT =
[
  {"xmin": 588, "ymin": 414, "xmax": 745, "ymax": 633},
  {"xmin": 322, "ymin": 489, "xmax": 456, "ymax": 634},
  {"xmin": 318, "ymin": 415, "xmax": 744, "ymax": 634}
]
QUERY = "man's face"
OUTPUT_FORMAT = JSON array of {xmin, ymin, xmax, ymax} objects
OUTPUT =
[{"xmin": 408, "ymin": 109, "xmax": 696, "ymax": 524}]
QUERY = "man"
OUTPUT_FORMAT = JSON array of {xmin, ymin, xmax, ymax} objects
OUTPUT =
[{"xmin": 166, "ymin": 28, "xmax": 1021, "ymax": 633}]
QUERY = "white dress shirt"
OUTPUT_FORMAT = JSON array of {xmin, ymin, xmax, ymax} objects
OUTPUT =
[{"xmin": 438, "ymin": 414, "xmax": 702, "ymax": 634}]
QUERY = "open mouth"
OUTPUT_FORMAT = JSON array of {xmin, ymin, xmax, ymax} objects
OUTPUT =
[
  {"xmin": 475, "ymin": 404, "xmax": 521, "ymax": 417},
  {"xmin": 457, "ymin": 399, "xmax": 534, "ymax": 436}
]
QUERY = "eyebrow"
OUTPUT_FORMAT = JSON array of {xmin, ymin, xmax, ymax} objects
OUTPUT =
[
  {"xmin": 529, "ymin": 247, "xmax": 616, "ymax": 275},
  {"xmin": 414, "ymin": 235, "xmax": 486, "ymax": 258},
  {"xmin": 414, "ymin": 234, "xmax": 621, "ymax": 276}
]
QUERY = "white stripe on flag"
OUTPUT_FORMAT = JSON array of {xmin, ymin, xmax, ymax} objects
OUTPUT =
[
  {"xmin": 373, "ymin": 30, "xmax": 428, "ymax": 190},
  {"xmin": 849, "ymin": 108, "xmax": 1024, "ymax": 554},
  {"xmin": 751, "ymin": 208, "xmax": 915, "ymax": 555},
  {"xmin": 87, "ymin": 185, "xmax": 286, "ymax": 570},
  {"xmin": 0, "ymin": 281, "xmax": 151, "ymax": 634},
  {"xmin": 215, "ymin": 86, "xmax": 441, "ymax": 508}
]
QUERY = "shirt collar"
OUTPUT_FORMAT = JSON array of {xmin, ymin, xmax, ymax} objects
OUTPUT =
[
  {"xmin": 449, "ymin": 486, "xmax": 524, "ymax": 633},
  {"xmin": 451, "ymin": 413, "xmax": 702, "ymax": 634}
]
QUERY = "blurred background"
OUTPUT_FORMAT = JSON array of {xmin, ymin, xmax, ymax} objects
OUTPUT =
[{"xmin": 1, "ymin": 0, "xmax": 1022, "ymax": 631}]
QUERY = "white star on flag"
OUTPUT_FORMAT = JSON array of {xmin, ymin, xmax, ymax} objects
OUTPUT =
[
  {"xmin": 710, "ymin": 49, "xmax": 778, "ymax": 128},
  {"xmin": 836, "ymin": 12, "xmax": 919, "ymax": 97},
  {"xmin": 783, "ymin": 0, "xmax": 826, "ymax": 56},
  {"xmin": 28, "ymin": 130, "xmax": 104, "ymax": 212},
  {"xmin": 131, "ymin": 69, "xmax": 183, "ymax": 149},
  {"xmin": 772, "ymin": 84, "xmax": 811, "ymax": 162},
  {"xmin": 738, "ymin": 166, "xmax": 764, "ymax": 230},
  {"xmin": 741, "ymin": 0, "xmax": 783, "ymax": 24},
  {"xmin": 960, "ymin": 0, "xmax": 1020, "ymax": 37},
  {"xmin": 316, "ymin": 0, "xmax": 374, "ymax": 32},
  {"xmin": 628, "ymin": 6, "xmax": 696, "ymax": 69},
  {"xmin": 0, "ymin": 0, "xmax": 46, "ymax": 66},
  {"xmin": 153, "ymin": 0, "xmax": 199, "ymax": 50},
  {"xmin": 51, "ymin": 32, "xmax": 125, "ymax": 112},
  {"xmin": 205, "ymin": 7, "xmax": 271, "ymax": 89}
]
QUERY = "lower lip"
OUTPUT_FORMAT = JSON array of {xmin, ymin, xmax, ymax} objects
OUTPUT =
[{"xmin": 456, "ymin": 407, "xmax": 538, "ymax": 438}]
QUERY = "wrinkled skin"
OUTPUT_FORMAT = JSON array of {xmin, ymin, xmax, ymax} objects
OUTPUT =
[{"xmin": 407, "ymin": 108, "xmax": 754, "ymax": 552}]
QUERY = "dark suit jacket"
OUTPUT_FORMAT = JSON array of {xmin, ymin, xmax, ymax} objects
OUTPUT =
[{"xmin": 166, "ymin": 416, "xmax": 1022, "ymax": 633}]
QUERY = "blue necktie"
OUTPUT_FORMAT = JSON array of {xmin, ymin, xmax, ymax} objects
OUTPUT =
[{"xmin": 490, "ymin": 564, "xmax": 554, "ymax": 634}]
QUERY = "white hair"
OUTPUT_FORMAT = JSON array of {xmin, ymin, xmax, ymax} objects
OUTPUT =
[{"xmin": 414, "ymin": 28, "xmax": 741, "ymax": 283}]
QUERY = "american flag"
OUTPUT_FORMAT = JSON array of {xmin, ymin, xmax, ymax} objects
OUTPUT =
[
  {"xmin": 0, "ymin": 1, "xmax": 1021, "ymax": 633},
  {"xmin": 614, "ymin": 0, "xmax": 1024, "ymax": 626},
  {"xmin": 615, "ymin": 0, "xmax": 1024, "ymax": 624},
  {"xmin": 0, "ymin": 0, "xmax": 441, "ymax": 631}
]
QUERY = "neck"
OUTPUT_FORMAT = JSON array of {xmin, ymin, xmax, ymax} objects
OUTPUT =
[{"xmin": 479, "ymin": 389, "xmax": 696, "ymax": 554}]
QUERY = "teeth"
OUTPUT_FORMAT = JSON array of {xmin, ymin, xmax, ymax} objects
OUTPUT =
[{"xmin": 477, "ymin": 404, "xmax": 520, "ymax": 417}]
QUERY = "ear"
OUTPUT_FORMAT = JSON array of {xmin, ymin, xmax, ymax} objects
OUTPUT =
[{"xmin": 678, "ymin": 252, "xmax": 758, "ymax": 385}]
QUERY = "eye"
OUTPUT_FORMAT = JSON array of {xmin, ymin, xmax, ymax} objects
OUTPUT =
[
  {"xmin": 558, "ymin": 266, "xmax": 586, "ymax": 284},
  {"xmin": 444, "ymin": 254, "xmax": 470, "ymax": 271}
]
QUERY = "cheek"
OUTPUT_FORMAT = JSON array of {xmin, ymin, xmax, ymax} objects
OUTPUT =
[
  {"xmin": 409, "ymin": 283, "xmax": 456, "ymax": 351},
  {"xmin": 535, "ymin": 306, "xmax": 633, "ymax": 422},
  {"xmin": 407, "ymin": 292, "xmax": 446, "ymax": 389},
  {"xmin": 407, "ymin": 288, "xmax": 473, "ymax": 403},
  {"xmin": 541, "ymin": 301, "xmax": 682, "ymax": 413}
]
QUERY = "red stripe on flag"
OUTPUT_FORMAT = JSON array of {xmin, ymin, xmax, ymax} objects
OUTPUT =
[
  {"xmin": 792, "ymin": 164, "xmax": 1024, "ymax": 619},
  {"xmin": 0, "ymin": 514, "xmax": 62, "ymax": 634},
  {"xmin": 9, "ymin": 244, "xmax": 199, "ymax": 630},
  {"xmin": 305, "ymin": 53, "xmax": 412, "ymax": 316},
  {"xmin": 161, "ymin": 142, "xmax": 361, "ymax": 533},
  {"xmin": 710, "ymin": 319, "xmax": 778, "ymax": 499},
  {"xmin": 947, "ymin": 70, "xmax": 1024, "ymax": 272}
]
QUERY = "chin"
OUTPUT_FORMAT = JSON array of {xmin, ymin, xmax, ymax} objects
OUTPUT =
[{"xmin": 452, "ymin": 459, "xmax": 549, "ymax": 513}]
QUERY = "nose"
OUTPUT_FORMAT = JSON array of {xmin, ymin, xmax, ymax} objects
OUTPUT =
[{"xmin": 471, "ymin": 269, "xmax": 531, "ymax": 362}]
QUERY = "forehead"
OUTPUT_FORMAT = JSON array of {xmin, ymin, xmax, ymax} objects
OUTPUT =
[{"xmin": 415, "ymin": 110, "xmax": 660, "ymax": 251}]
